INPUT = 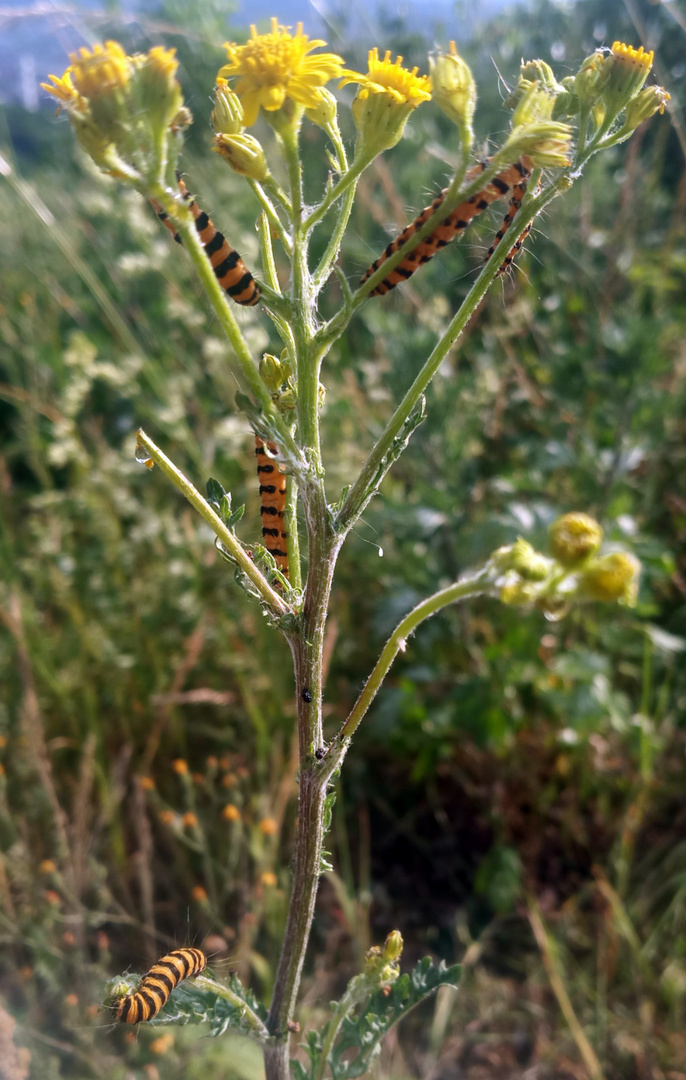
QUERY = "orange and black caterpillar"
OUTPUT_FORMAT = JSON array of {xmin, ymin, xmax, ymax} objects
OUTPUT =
[
  {"xmin": 360, "ymin": 155, "xmax": 533, "ymax": 296},
  {"xmin": 255, "ymin": 437, "xmax": 288, "ymax": 578},
  {"xmin": 114, "ymin": 947, "xmax": 206, "ymax": 1024},
  {"xmin": 484, "ymin": 175, "xmax": 540, "ymax": 277},
  {"xmin": 152, "ymin": 179, "xmax": 260, "ymax": 307}
]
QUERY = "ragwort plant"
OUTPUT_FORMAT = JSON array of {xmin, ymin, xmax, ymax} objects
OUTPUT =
[{"xmin": 40, "ymin": 23, "xmax": 666, "ymax": 1080}]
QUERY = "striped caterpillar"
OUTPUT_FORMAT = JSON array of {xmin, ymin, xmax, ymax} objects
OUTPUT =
[
  {"xmin": 484, "ymin": 175, "xmax": 540, "ymax": 277},
  {"xmin": 360, "ymin": 155, "xmax": 533, "ymax": 296},
  {"xmin": 151, "ymin": 178, "xmax": 260, "ymax": 307},
  {"xmin": 114, "ymin": 947, "xmax": 206, "ymax": 1024},
  {"xmin": 255, "ymin": 437, "xmax": 288, "ymax": 579}
]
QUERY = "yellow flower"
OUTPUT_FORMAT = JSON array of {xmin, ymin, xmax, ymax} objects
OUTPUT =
[
  {"xmin": 41, "ymin": 68, "xmax": 80, "ymax": 111},
  {"xmin": 599, "ymin": 41, "xmax": 655, "ymax": 129},
  {"xmin": 218, "ymin": 19, "xmax": 345, "ymax": 127},
  {"xmin": 69, "ymin": 40, "xmax": 130, "ymax": 100},
  {"xmin": 339, "ymin": 48, "xmax": 431, "ymax": 107},
  {"xmin": 339, "ymin": 49, "xmax": 431, "ymax": 156}
]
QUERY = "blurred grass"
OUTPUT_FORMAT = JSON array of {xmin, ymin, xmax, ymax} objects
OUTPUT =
[{"xmin": 1, "ymin": 0, "xmax": 686, "ymax": 1076}]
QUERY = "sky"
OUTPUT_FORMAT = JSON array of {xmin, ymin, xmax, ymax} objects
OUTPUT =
[{"xmin": 0, "ymin": 0, "xmax": 516, "ymax": 109}]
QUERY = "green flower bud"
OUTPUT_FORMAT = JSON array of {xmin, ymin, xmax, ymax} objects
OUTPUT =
[
  {"xmin": 614, "ymin": 85, "xmax": 671, "ymax": 138},
  {"xmin": 429, "ymin": 42, "xmax": 476, "ymax": 141},
  {"xmin": 132, "ymin": 45, "xmax": 183, "ymax": 135},
  {"xmin": 259, "ymin": 354, "xmax": 284, "ymax": 393},
  {"xmin": 304, "ymin": 87, "xmax": 339, "ymax": 129},
  {"xmin": 383, "ymin": 930, "xmax": 403, "ymax": 962},
  {"xmin": 213, "ymin": 133, "xmax": 270, "ymax": 181},
  {"xmin": 520, "ymin": 59, "xmax": 558, "ymax": 91},
  {"xmin": 548, "ymin": 513, "xmax": 603, "ymax": 566},
  {"xmin": 512, "ymin": 82, "xmax": 556, "ymax": 126},
  {"xmin": 573, "ymin": 50, "xmax": 610, "ymax": 111},
  {"xmin": 502, "ymin": 119, "xmax": 573, "ymax": 168},
  {"xmin": 510, "ymin": 538, "xmax": 551, "ymax": 582},
  {"xmin": 578, "ymin": 552, "xmax": 641, "ymax": 605},
  {"xmin": 364, "ymin": 945, "xmax": 384, "ymax": 976},
  {"xmin": 500, "ymin": 580, "xmax": 537, "ymax": 607},
  {"xmin": 212, "ymin": 77, "xmax": 244, "ymax": 135}
]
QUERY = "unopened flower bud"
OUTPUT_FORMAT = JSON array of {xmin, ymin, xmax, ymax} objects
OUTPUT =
[
  {"xmin": 578, "ymin": 552, "xmax": 641, "ymax": 605},
  {"xmin": 383, "ymin": 930, "xmax": 403, "ymax": 962},
  {"xmin": 500, "ymin": 580, "xmax": 537, "ymax": 607},
  {"xmin": 213, "ymin": 133, "xmax": 269, "ymax": 181},
  {"xmin": 520, "ymin": 59, "xmax": 558, "ymax": 91},
  {"xmin": 617, "ymin": 85, "xmax": 670, "ymax": 136},
  {"xmin": 573, "ymin": 50, "xmax": 610, "ymax": 111},
  {"xmin": 260, "ymin": 354, "xmax": 284, "ymax": 393},
  {"xmin": 304, "ymin": 87, "xmax": 338, "ymax": 129},
  {"xmin": 132, "ymin": 45, "xmax": 182, "ymax": 133},
  {"xmin": 212, "ymin": 77, "xmax": 244, "ymax": 135},
  {"xmin": 502, "ymin": 119, "xmax": 572, "ymax": 167},
  {"xmin": 510, "ymin": 538, "xmax": 550, "ymax": 582},
  {"xmin": 429, "ymin": 42, "xmax": 476, "ymax": 140},
  {"xmin": 512, "ymin": 83, "xmax": 556, "ymax": 126},
  {"xmin": 364, "ymin": 945, "xmax": 384, "ymax": 976},
  {"xmin": 548, "ymin": 513, "xmax": 603, "ymax": 566}
]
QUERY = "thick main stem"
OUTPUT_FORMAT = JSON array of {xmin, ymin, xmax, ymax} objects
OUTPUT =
[{"xmin": 265, "ymin": 497, "xmax": 342, "ymax": 1079}]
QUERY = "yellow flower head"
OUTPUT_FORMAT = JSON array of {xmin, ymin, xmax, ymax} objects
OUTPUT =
[
  {"xmin": 340, "ymin": 49, "xmax": 431, "ymax": 156},
  {"xmin": 601, "ymin": 41, "xmax": 655, "ymax": 126},
  {"xmin": 69, "ymin": 40, "xmax": 130, "ymax": 100},
  {"xmin": 218, "ymin": 18, "xmax": 345, "ymax": 127},
  {"xmin": 609, "ymin": 41, "xmax": 654, "ymax": 90},
  {"xmin": 340, "ymin": 48, "xmax": 431, "ymax": 107},
  {"xmin": 41, "ymin": 68, "xmax": 80, "ymax": 111}
]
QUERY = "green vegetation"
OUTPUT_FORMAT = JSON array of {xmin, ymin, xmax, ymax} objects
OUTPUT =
[{"xmin": 1, "ymin": 0, "xmax": 685, "ymax": 1077}]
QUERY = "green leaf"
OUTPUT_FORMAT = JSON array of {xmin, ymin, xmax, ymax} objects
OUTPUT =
[
  {"xmin": 294, "ymin": 958, "xmax": 460, "ymax": 1080},
  {"xmin": 161, "ymin": 974, "xmax": 268, "ymax": 1039},
  {"xmin": 206, "ymin": 477, "xmax": 226, "ymax": 509}
]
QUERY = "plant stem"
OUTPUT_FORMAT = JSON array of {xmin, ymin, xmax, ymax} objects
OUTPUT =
[
  {"xmin": 136, "ymin": 429, "xmax": 291, "ymax": 619},
  {"xmin": 332, "ymin": 568, "xmax": 493, "ymax": 749}
]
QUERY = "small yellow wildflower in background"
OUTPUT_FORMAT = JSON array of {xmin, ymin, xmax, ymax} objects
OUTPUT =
[
  {"xmin": 191, "ymin": 885, "xmax": 208, "ymax": 902},
  {"xmin": 182, "ymin": 812, "xmax": 198, "ymax": 829},
  {"xmin": 218, "ymin": 19, "xmax": 344, "ymax": 127},
  {"xmin": 158, "ymin": 810, "xmax": 175, "ymax": 825},
  {"xmin": 261, "ymin": 871, "xmax": 278, "ymax": 887},
  {"xmin": 222, "ymin": 803, "xmax": 241, "ymax": 822},
  {"xmin": 139, "ymin": 775, "xmax": 155, "ymax": 791},
  {"xmin": 39, "ymin": 860, "xmax": 57, "ymax": 875},
  {"xmin": 172, "ymin": 758, "xmax": 189, "ymax": 776},
  {"xmin": 260, "ymin": 817, "xmax": 278, "ymax": 836}
]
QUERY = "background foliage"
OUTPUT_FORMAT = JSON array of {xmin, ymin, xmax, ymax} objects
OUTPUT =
[{"xmin": 1, "ymin": 0, "xmax": 685, "ymax": 1076}]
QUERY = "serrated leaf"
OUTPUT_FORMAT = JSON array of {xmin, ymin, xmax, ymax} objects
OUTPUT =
[
  {"xmin": 328, "ymin": 959, "xmax": 460, "ymax": 1080},
  {"xmin": 206, "ymin": 477, "xmax": 226, "ymax": 508}
]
